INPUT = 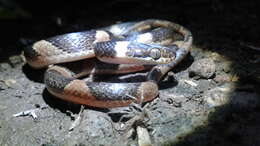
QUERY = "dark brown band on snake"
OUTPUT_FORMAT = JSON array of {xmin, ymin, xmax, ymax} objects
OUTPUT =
[{"xmin": 24, "ymin": 19, "xmax": 193, "ymax": 108}]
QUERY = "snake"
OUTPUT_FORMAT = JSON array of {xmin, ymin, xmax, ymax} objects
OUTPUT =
[{"xmin": 24, "ymin": 19, "xmax": 193, "ymax": 108}]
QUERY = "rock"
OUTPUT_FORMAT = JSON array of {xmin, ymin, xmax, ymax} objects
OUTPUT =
[
  {"xmin": 0, "ymin": 63, "xmax": 11, "ymax": 71},
  {"xmin": 204, "ymin": 83, "xmax": 260, "ymax": 109},
  {"xmin": 204, "ymin": 83, "xmax": 235, "ymax": 107},
  {"xmin": 213, "ymin": 73, "xmax": 232, "ymax": 83},
  {"xmin": 189, "ymin": 58, "xmax": 216, "ymax": 79},
  {"xmin": 9, "ymin": 55, "xmax": 24, "ymax": 67},
  {"xmin": 221, "ymin": 61, "xmax": 232, "ymax": 73}
]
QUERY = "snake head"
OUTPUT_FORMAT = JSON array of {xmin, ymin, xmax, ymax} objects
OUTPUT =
[
  {"xmin": 124, "ymin": 42, "xmax": 177, "ymax": 64},
  {"xmin": 94, "ymin": 41, "xmax": 176, "ymax": 65}
]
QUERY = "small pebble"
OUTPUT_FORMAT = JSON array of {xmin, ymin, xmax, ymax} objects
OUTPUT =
[
  {"xmin": 9, "ymin": 55, "xmax": 24, "ymax": 67},
  {"xmin": 189, "ymin": 58, "xmax": 216, "ymax": 79},
  {"xmin": 0, "ymin": 63, "xmax": 11, "ymax": 71},
  {"xmin": 4, "ymin": 79, "xmax": 17, "ymax": 87}
]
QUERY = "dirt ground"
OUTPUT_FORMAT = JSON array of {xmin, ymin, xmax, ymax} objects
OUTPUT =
[{"xmin": 0, "ymin": 1, "xmax": 260, "ymax": 146}]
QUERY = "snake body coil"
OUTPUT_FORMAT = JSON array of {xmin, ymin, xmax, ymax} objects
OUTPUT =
[{"xmin": 24, "ymin": 19, "xmax": 193, "ymax": 108}]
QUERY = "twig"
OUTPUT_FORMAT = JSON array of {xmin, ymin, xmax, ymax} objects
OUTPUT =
[
  {"xmin": 13, "ymin": 106, "xmax": 47, "ymax": 119},
  {"xmin": 240, "ymin": 42, "xmax": 260, "ymax": 51},
  {"xmin": 69, "ymin": 105, "xmax": 85, "ymax": 131}
]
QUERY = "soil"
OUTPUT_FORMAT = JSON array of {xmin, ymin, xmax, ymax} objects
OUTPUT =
[{"xmin": 0, "ymin": 1, "xmax": 260, "ymax": 146}]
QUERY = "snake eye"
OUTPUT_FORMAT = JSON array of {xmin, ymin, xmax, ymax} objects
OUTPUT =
[{"xmin": 149, "ymin": 48, "xmax": 161, "ymax": 60}]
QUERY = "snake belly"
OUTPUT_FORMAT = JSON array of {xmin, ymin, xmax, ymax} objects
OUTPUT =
[{"xmin": 24, "ymin": 19, "xmax": 193, "ymax": 108}]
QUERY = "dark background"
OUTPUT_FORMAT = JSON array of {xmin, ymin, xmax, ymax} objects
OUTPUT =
[{"xmin": 0, "ymin": 0, "xmax": 259, "ymax": 60}]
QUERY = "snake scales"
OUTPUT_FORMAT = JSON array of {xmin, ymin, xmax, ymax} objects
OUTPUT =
[{"xmin": 24, "ymin": 19, "xmax": 193, "ymax": 108}]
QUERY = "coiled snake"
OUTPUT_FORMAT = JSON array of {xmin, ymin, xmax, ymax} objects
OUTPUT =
[{"xmin": 24, "ymin": 19, "xmax": 193, "ymax": 108}]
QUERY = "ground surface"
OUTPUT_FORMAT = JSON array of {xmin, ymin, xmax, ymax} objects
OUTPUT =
[{"xmin": 0, "ymin": 1, "xmax": 260, "ymax": 146}]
